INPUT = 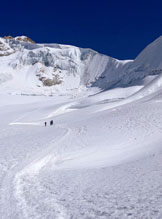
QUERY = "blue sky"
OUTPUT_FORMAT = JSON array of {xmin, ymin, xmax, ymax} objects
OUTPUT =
[{"xmin": 1, "ymin": 0, "xmax": 162, "ymax": 59}]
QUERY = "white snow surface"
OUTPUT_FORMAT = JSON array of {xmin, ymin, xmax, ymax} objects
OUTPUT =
[
  {"xmin": 1, "ymin": 84, "xmax": 162, "ymax": 218},
  {"xmin": 1, "ymin": 35, "xmax": 162, "ymax": 218}
]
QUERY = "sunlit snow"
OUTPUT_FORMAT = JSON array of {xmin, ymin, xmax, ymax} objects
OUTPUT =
[{"xmin": 0, "ymin": 36, "xmax": 162, "ymax": 218}]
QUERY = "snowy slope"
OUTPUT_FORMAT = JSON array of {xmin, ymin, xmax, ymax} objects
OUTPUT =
[
  {"xmin": 118, "ymin": 36, "xmax": 162, "ymax": 87},
  {"xmin": 1, "ymin": 86, "xmax": 162, "ymax": 218}
]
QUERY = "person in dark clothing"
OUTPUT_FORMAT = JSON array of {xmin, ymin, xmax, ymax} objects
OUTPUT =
[
  {"xmin": 45, "ymin": 122, "xmax": 47, "ymax": 127},
  {"xmin": 50, "ymin": 120, "xmax": 53, "ymax": 126}
]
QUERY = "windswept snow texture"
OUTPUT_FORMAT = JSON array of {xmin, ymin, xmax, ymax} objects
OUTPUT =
[
  {"xmin": 1, "ymin": 35, "xmax": 162, "ymax": 218},
  {"xmin": 1, "ymin": 82, "xmax": 162, "ymax": 219}
]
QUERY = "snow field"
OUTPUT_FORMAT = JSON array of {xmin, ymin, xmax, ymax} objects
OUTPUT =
[{"xmin": 1, "ymin": 85, "xmax": 162, "ymax": 218}]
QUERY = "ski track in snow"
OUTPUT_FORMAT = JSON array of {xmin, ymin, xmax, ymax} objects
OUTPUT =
[
  {"xmin": 0, "ymin": 112, "xmax": 71, "ymax": 219},
  {"xmin": 13, "ymin": 125, "xmax": 71, "ymax": 219},
  {"xmin": 1, "ymin": 91, "xmax": 162, "ymax": 218}
]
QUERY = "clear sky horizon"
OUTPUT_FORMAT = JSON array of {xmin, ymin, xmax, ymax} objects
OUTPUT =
[{"xmin": 1, "ymin": 0, "xmax": 162, "ymax": 60}]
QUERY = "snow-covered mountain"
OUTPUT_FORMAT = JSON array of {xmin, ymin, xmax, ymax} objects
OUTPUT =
[
  {"xmin": 0, "ymin": 35, "xmax": 162, "ymax": 97},
  {"xmin": 0, "ymin": 35, "xmax": 133, "ymax": 95},
  {"xmin": 1, "ymin": 36, "xmax": 162, "ymax": 219}
]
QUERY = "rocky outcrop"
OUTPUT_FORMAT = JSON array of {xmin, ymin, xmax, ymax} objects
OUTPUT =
[
  {"xmin": 3, "ymin": 36, "xmax": 14, "ymax": 40},
  {"xmin": 41, "ymin": 75, "xmax": 62, "ymax": 86},
  {"xmin": 15, "ymin": 36, "xmax": 35, "ymax": 44},
  {"xmin": 0, "ymin": 38, "xmax": 15, "ymax": 56}
]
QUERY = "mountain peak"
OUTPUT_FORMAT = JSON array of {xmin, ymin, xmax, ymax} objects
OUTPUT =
[
  {"xmin": 14, "ymin": 36, "xmax": 35, "ymax": 44},
  {"xmin": 3, "ymin": 35, "xmax": 35, "ymax": 44}
]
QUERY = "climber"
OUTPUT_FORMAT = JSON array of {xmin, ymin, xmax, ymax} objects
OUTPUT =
[{"xmin": 50, "ymin": 120, "xmax": 53, "ymax": 126}]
